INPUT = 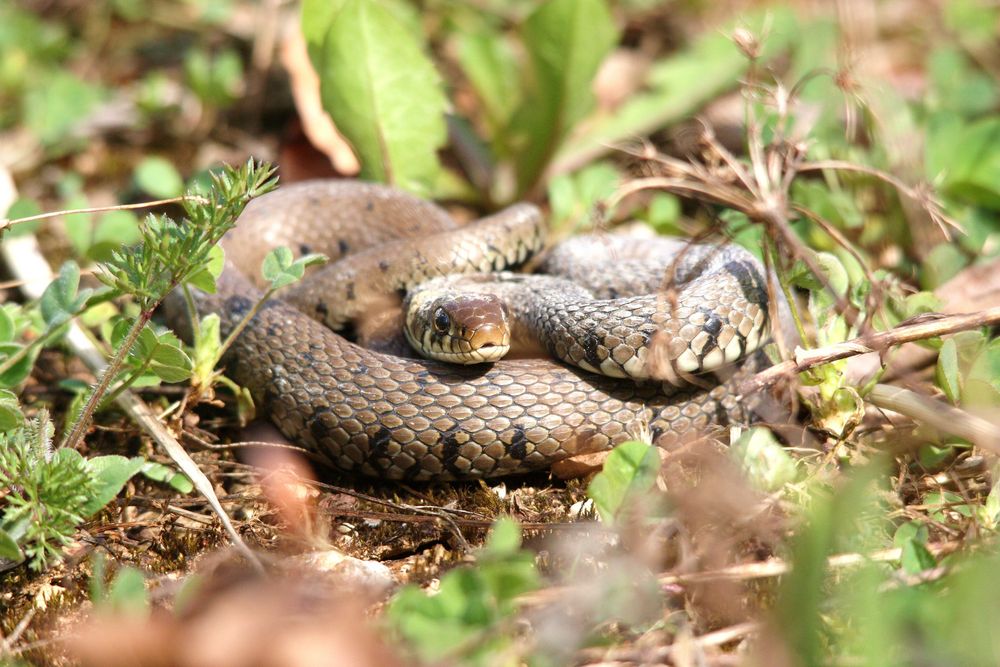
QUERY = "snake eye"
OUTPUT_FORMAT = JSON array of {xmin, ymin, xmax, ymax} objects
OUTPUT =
[{"xmin": 432, "ymin": 307, "xmax": 450, "ymax": 333}]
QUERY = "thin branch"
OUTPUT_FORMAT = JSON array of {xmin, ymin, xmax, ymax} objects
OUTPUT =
[
  {"xmin": 867, "ymin": 384, "xmax": 1000, "ymax": 455},
  {"xmin": 741, "ymin": 306, "xmax": 1000, "ymax": 393},
  {"xmin": 0, "ymin": 195, "xmax": 202, "ymax": 233}
]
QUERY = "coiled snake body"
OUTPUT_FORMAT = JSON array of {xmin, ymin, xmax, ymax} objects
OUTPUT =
[{"xmin": 192, "ymin": 181, "xmax": 771, "ymax": 480}]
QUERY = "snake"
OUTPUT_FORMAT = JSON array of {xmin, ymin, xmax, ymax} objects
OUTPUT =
[{"xmin": 185, "ymin": 180, "xmax": 772, "ymax": 480}]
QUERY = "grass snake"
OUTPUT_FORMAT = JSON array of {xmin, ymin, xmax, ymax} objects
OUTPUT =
[{"xmin": 187, "ymin": 180, "xmax": 773, "ymax": 480}]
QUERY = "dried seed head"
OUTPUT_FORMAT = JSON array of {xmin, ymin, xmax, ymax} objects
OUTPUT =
[{"xmin": 732, "ymin": 27, "xmax": 760, "ymax": 60}]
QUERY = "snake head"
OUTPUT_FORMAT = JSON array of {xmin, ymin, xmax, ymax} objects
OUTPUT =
[{"xmin": 403, "ymin": 287, "xmax": 511, "ymax": 364}]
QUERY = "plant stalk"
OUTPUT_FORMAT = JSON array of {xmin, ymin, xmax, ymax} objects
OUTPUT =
[{"xmin": 61, "ymin": 309, "xmax": 153, "ymax": 450}]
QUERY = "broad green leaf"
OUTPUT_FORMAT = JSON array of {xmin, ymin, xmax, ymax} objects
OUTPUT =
[
  {"xmin": 61, "ymin": 191, "xmax": 93, "ymax": 258},
  {"xmin": 928, "ymin": 117, "xmax": 1000, "ymax": 209},
  {"xmin": 149, "ymin": 339, "xmax": 193, "ymax": 383},
  {"xmin": 547, "ymin": 161, "xmax": 620, "ymax": 230},
  {"xmin": 316, "ymin": 0, "xmax": 447, "ymax": 194},
  {"xmin": 936, "ymin": 338, "xmax": 961, "ymax": 403},
  {"xmin": 551, "ymin": 8, "xmax": 796, "ymax": 175},
  {"xmin": 0, "ymin": 527, "xmax": 24, "ymax": 564},
  {"xmin": 0, "ymin": 307, "xmax": 14, "ymax": 343},
  {"xmin": 192, "ymin": 312, "xmax": 222, "ymax": 380},
  {"xmin": 922, "ymin": 242, "xmax": 969, "ymax": 289},
  {"xmin": 140, "ymin": 461, "xmax": 194, "ymax": 493},
  {"xmin": 40, "ymin": 261, "xmax": 92, "ymax": 328},
  {"xmin": 928, "ymin": 47, "xmax": 998, "ymax": 116},
  {"xmin": 0, "ymin": 342, "xmax": 38, "ymax": 388},
  {"xmin": 82, "ymin": 455, "xmax": 145, "ymax": 516},
  {"xmin": 134, "ymin": 157, "xmax": 184, "ymax": 199},
  {"xmin": 89, "ymin": 211, "xmax": 141, "ymax": 262},
  {"xmin": 456, "ymin": 29, "xmax": 520, "ymax": 129},
  {"xmin": 512, "ymin": 0, "xmax": 618, "ymax": 193},
  {"xmin": 587, "ymin": 440, "xmax": 660, "ymax": 524},
  {"xmin": 261, "ymin": 247, "xmax": 326, "ymax": 290},
  {"xmin": 301, "ymin": 0, "xmax": 348, "ymax": 59},
  {"xmin": 4, "ymin": 197, "xmax": 43, "ymax": 237},
  {"xmin": 187, "ymin": 244, "xmax": 225, "ymax": 293},
  {"xmin": 184, "ymin": 48, "xmax": 243, "ymax": 108},
  {"xmin": 105, "ymin": 567, "xmax": 150, "ymax": 616},
  {"xmin": 0, "ymin": 389, "xmax": 25, "ymax": 431},
  {"xmin": 982, "ymin": 478, "xmax": 1000, "ymax": 529},
  {"xmin": 482, "ymin": 517, "xmax": 521, "ymax": 557},
  {"xmin": 731, "ymin": 427, "xmax": 798, "ymax": 493},
  {"xmin": 23, "ymin": 71, "xmax": 106, "ymax": 147}
]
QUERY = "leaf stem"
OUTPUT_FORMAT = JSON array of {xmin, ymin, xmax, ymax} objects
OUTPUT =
[
  {"xmin": 61, "ymin": 309, "xmax": 153, "ymax": 450},
  {"xmin": 216, "ymin": 287, "xmax": 276, "ymax": 360}
]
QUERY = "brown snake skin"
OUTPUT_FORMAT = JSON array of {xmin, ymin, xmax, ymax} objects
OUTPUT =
[{"xmin": 190, "ymin": 180, "xmax": 769, "ymax": 480}]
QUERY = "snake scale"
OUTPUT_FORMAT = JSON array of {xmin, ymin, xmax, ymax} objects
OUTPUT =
[{"xmin": 187, "ymin": 180, "xmax": 771, "ymax": 480}]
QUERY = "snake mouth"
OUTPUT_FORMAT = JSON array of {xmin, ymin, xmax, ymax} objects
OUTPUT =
[{"xmin": 428, "ymin": 343, "xmax": 511, "ymax": 364}]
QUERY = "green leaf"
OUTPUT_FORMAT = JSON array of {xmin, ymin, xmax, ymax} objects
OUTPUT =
[
  {"xmin": 0, "ymin": 342, "xmax": 38, "ymax": 388},
  {"xmin": 4, "ymin": 197, "xmax": 43, "ymax": 237},
  {"xmin": 482, "ymin": 517, "xmax": 521, "ymax": 557},
  {"xmin": 104, "ymin": 566, "xmax": 150, "ymax": 616},
  {"xmin": 587, "ymin": 440, "xmax": 661, "ymax": 524},
  {"xmin": 456, "ymin": 28, "xmax": 520, "ymax": 129},
  {"xmin": 928, "ymin": 116, "xmax": 1000, "ymax": 210},
  {"xmin": 922, "ymin": 242, "xmax": 970, "ymax": 289},
  {"xmin": 134, "ymin": 157, "xmax": 184, "ymax": 199},
  {"xmin": 937, "ymin": 338, "xmax": 961, "ymax": 403},
  {"xmin": 184, "ymin": 48, "xmax": 243, "ymax": 108},
  {"xmin": 89, "ymin": 211, "xmax": 142, "ymax": 262},
  {"xmin": 40, "ymin": 261, "xmax": 92, "ymax": 328},
  {"xmin": 0, "ymin": 307, "xmax": 14, "ymax": 343},
  {"xmin": 0, "ymin": 389, "xmax": 25, "ymax": 432},
  {"xmin": 731, "ymin": 427, "xmax": 798, "ymax": 493},
  {"xmin": 0, "ymin": 526, "xmax": 24, "ymax": 564},
  {"xmin": 192, "ymin": 312, "xmax": 222, "ymax": 382},
  {"xmin": 315, "ymin": 0, "xmax": 447, "ymax": 194},
  {"xmin": 551, "ymin": 8, "xmax": 796, "ymax": 176},
  {"xmin": 548, "ymin": 161, "xmax": 621, "ymax": 230},
  {"xmin": 261, "ymin": 247, "xmax": 327, "ymax": 290},
  {"xmin": 893, "ymin": 522, "xmax": 936, "ymax": 575},
  {"xmin": 511, "ymin": 0, "xmax": 618, "ymax": 193},
  {"xmin": 82, "ymin": 455, "xmax": 145, "ymax": 517},
  {"xmin": 301, "ymin": 0, "xmax": 349, "ymax": 60},
  {"xmin": 186, "ymin": 244, "xmax": 225, "ymax": 293},
  {"xmin": 140, "ymin": 461, "xmax": 194, "ymax": 493},
  {"xmin": 22, "ymin": 71, "xmax": 105, "ymax": 147}
]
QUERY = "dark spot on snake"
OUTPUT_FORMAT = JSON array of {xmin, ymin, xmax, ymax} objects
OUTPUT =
[
  {"xmin": 508, "ymin": 427, "xmax": 528, "ymax": 460},
  {"xmin": 338, "ymin": 238, "xmax": 350, "ymax": 255},
  {"xmin": 724, "ymin": 260, "xmax": 768, "ymax": 310},
  {"xmin": 302, "ymin": 351, "xmax": 314, "ymax": 363},
  {"xmin": 696, "ymin": 306, "xmax": 720, "ymax": 355},
  {"xmin": 266, "ymin": 325, "xmax": 279, "ymax": 337},
  {"xmin": 651, "ymin": 425, "xmax": 664, "ymax": 442},
  {"xmin": 378, "ymin": 260, "xmax": 390, "ymax": 272},
  {"xmin": 713, "ymin": 401, "xmax": 730, "ymax": 427},
  {"xmin": 441, "ymin": 428, "xmax": 464, "ymax": 475},
  {"xmin": 315, "ymin": 301, "xmax": 329, "ymax": 317},
  {"xmin": 225, "ymin": 295, "xmax": 253, "ymax": 317},
  {"xmin": 307, "ymin": 406, "xmax": 333, "ymax": 443},
  {"xmin": 365, "ymin": 200, "xmax": 374, "ymax": 212},
  {"xmin": 703, "ymin": 313, "xmax": 723, "ymax": 336},
  {"xmin": 370, "ymin": 426, "xmax": 392, "ymax": 454},
  {"xmin": 299, "ymin": 243, "xmax": 312, "ymax": 255},
  {"xmin": 583, "ymin": 332, "xmax": 603, "ymax": 369},
  {"xmin": 346, "ymin": 281, "xmax": 355, "ymax": 300}
]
